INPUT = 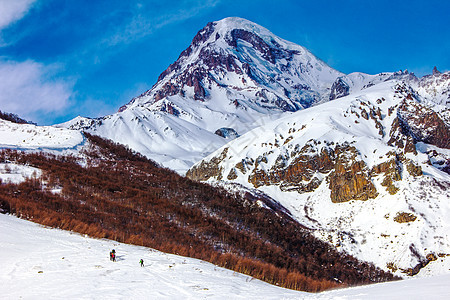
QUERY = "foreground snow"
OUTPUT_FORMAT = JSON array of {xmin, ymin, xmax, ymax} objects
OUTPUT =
[{"xmin": 1, "ymin": 214, "xmax": 450, "ymax": 299}]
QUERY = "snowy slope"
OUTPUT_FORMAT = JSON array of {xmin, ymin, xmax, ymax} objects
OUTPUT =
[
  {"xmin": 0, "ymin": 119, "xmax": 84, "ymax": 151},
  {"xmin": 0, "ymin": 162, "xmax": 41, "ymax": 185},
  {"xmin": 59, "ymin": 17, "xmax": 343, "ymax": 173},
  {"xmin": 187, "ymin": 78, "xmax": 450, "ymax": 277},
  {"xmin": 2, "ymin": 213, "xmax": 450, "ymax": 299},
  {"xmin": 0, "ymin": 213, "xmax": 301, "ymax": 299}
]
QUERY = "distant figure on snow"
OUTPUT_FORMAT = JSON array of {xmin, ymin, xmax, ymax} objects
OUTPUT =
[
  {"xmin": 110, "ymin": 249, "xmax": 116, "ymax": 262},
  {"xmin": 140, "ymin": 259, "xmax": 144, "ymax": 267}
]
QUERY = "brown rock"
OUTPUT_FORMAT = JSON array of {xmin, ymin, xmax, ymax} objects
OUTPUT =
[
  {"xmin": 372, "ymin": 156, "xmax": 401, "ymax": 194},
  {"xmin": 394, "ymin": 212, "xmax": 417, "ymax": 223},
  {"xmin": 186, "ymin": 148, "xmax": 229, "ymax": 181}
]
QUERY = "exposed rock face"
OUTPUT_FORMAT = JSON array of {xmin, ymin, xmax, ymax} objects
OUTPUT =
[
  {"xmin": 154, "ymin": 82, "xmax": 180, "ymax": 101},
  {"xmin": 159, "ymin": 101, "xmax": 180, "ymax": 116},
  {"xmin": 226, "ymin": 29, "xmax": 300, "ymax": 64},
  {"xmin": 397, "ymin": 98, "xmax": 450, "ymax": 149},
  {"xmin": 329, "ymin": 77, "xmax": 350, "ymax": 100},
  {"xmin": 372, "ymin": 155, "xmax": 401, "ymax": 194},
  {"xmin": 327, "ymin": 144, "xmax": 378, "ymax": 203},
  {"xmin": 190, "ymin": 141, "xmax": 378, "ymax": 203},
  {"xmin": 247, "ymin": 141, "xmax": 334, "ymax": 191},
  {"xmin": 394, "ymin": 212, "xmax": 417, "ymax": 223},
  {"xmin": 432, "ymin": 66, "xmax": 441, "ymax": 75},
  {"xmin": 186, "ymin": 148, "xmax": 229, "ymax": 181},
  {"xmin": 214, "ymin": 128, "xmax": 239, "ymax": 139}
]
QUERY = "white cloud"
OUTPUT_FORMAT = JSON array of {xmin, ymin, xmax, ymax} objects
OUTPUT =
[
  {"xmin": 0, "ymin": 0, "xmax": 36, "ymax": 30},
  {"xmin": 105, "ymin": 0, "xmax": 221, "ymax": 47},
  {"xmin": 0, "ymin": 60, "xmax": 73, "ymax": 123}
]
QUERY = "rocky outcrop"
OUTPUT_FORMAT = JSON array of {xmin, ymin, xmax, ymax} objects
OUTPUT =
[
  {"xmin": 387, "ymin": 116, "xmax": 417, "ymax": 154},
  {"xmin": 400, "ymin": 245, "xmax": 438, "ymax": 276},
  {"xmin": 154, "ymin": 82, "xmax": 180, "ymax": 101},
  {"xmin": 329, "ymin": 77, "xmax": 350, "ymax": 100},
  {"xmin": 189, "ymin": 141, "xmax": 380, "ymax": 203},
  {"xmin": 432, "ymin": 66, "xmax": 441, "ymax": 75},
  {"xmin": 394, "ymin": 212, "xmax": 417, "ymax": 223},
  {"xmin": 186, "ymin": 148, "xmax": 229, "ymax": 181},
  {"xmin": 327, "ymin": 144, "xmax": 378, "ymax": 203},
  {"xmin": 247, "ymin": 142, "xmax": 333, "ymax": 191},
  {"xmin": 214, "ymin": 128, "xmax": 239, "ymax": 139},
  {"xmin": 404, "ymin": 159, "xmax": 423, "ymax": 177},
  {"xmin": 372, "ymin": 155, "xmax": 401, "ymax": 194},
  {"xmin": 397, "ymin": 98, "xmax": 450, "ymax": 149},
  {"xmin": 159, "ymin": 102, "xmax": 180, "ymax": 116}
]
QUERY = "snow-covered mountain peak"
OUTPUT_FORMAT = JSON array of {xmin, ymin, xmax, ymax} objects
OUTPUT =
[
  {"xmin": 125, "ymin": 17, "xmax": 342, "ymax": 111},
  {"xmin": 203, "ymin": 17, "xmax": 309, "ymax": 52},
  {"xmin": 61, "ymin": 18, "xmax": 348, "ymax": 173}
]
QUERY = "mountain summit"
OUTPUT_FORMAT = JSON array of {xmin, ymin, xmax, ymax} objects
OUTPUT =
[
  {"xmin": 123, "ymin": 17, "xmax": 343, "ymax": 112},
  {"xmin": 60, "ymin": 17, "xmax": 343, "ymax": 172}
]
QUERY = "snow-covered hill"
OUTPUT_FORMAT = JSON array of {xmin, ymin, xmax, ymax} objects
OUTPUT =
[
  {"xmin": 187, "ymin": 78, "xmax": 450, "ymax": 278},
  {"xmin": 2, "ymin": 213, "xmax": 450, "ymax": 299},
  {"xmin": 59, "ymin": 17, "xmax": 344, "ymax": 173},
  {"xmin": 0, "ymin": 119, "xmax": 84, "ymax": 151}
]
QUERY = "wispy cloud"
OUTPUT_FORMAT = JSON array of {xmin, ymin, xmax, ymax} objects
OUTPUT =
[
  {"xmin": 0, "ymin": 0, "xmax": 36, "ymax": 30},
  {"xmin": 0, "ymin": 0, "xmax": 222, "ymax": 124},
  {"xmin": 0, "ymin": 60, "xmax": 74, "ymax": 123},
  {"xmin": 101, "ymin": 0, "xmax": 221, "ymax": 51}
]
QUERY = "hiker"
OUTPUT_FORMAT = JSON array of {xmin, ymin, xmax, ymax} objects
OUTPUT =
[
  {"xmin": 140, "ymin": 259, "xmax": 144, "ymax": 267},
  {"xmin": 110, "ymin": 249, "xmax": 116, "ymax": 262}
]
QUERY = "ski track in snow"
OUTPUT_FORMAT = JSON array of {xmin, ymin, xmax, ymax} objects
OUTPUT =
[{"xmin": 1, "ymin": 213, "xmax": 450, "ymax": 299}]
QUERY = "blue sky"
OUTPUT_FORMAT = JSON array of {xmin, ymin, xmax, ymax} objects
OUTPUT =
[{"xmin": 0, "ymin": 0, "xmax": 449, "ymax": 125}]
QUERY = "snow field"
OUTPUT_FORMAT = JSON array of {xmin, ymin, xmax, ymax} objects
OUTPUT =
[
  {"xmin": 0, "ymin": 119, "xmax": 83, "ymax": 150},
  {"xmin": 2, "ymin": 213, "xmax": 450, "ymax": 299},
  {"xmin": 0, "ymin": 214, "xmax": 303, "ymax": 299}
]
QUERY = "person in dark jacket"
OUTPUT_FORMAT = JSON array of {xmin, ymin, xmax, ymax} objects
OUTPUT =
[
  {"xmin": 140, "ymin": 259, "xmax": 144, "ymax": 267},
  {"xmin": 110, "ymin": 249, "xmax": 116, "ymax": 262}
]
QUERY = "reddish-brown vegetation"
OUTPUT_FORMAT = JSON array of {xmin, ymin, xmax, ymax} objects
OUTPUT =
[{"xmin": 0, "ymin": 133, "xmax": 398, "ymax": 292}]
